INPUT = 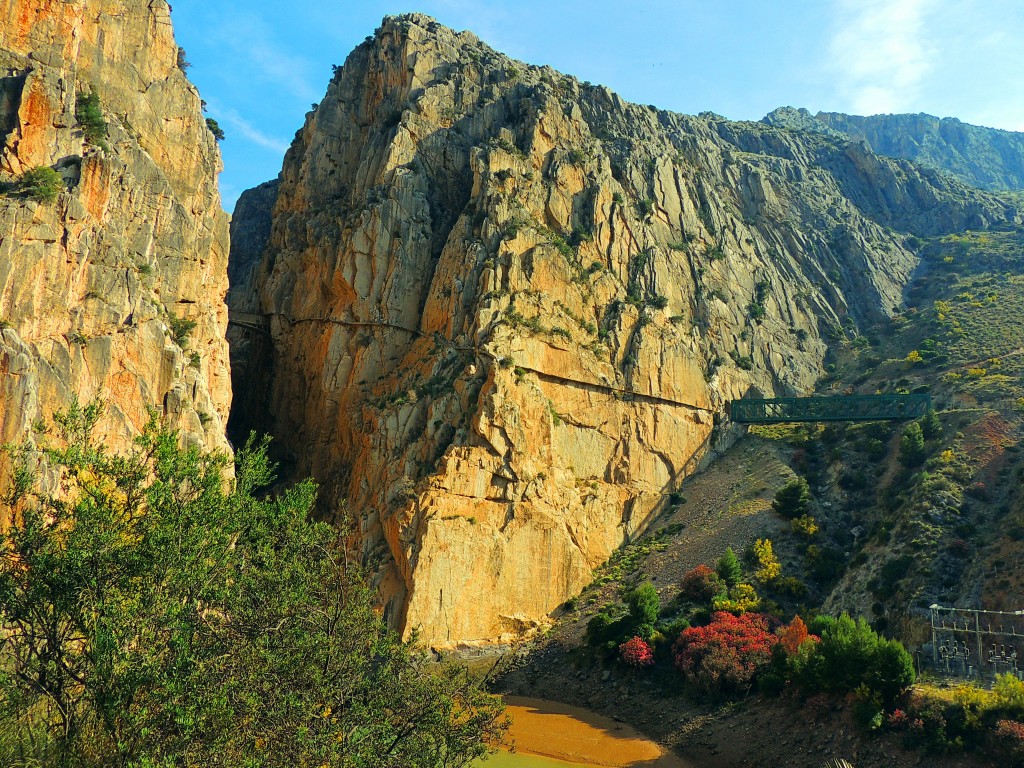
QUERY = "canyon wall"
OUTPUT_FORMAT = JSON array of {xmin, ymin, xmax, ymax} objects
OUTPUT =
[
  {"xmin": 234, "ymin": 15, "xmax": 1018, "ymax": 646},
  {"xmin": 0, "ymin": 0, "xmax": 231, "ymax": 504}
]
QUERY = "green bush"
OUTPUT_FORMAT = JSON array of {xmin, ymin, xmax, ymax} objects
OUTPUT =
[
  {"xmin": 772, "ymin": 477, "xmax": 811, "ymax": 519},
  {"xmin": 626, "ymin": 581, "xmax": 660, "ymax": 640},
  {"xmin": 789, "ymin": 613, "xmax": 914, "ymax": 707},
  {"xmin": 19, "ymin": 166, "xmax": 63, "ymax": 203},
  {"xmin": 75, "ymin": 91, "xmax": 108, "ymax": 145},
  {"xmin": 899, "ymin": 422, "xmax": 927, "ymax": 466}
]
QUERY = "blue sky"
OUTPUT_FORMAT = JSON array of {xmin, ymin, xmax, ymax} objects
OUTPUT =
[{"xmin": 169, "ymin": 0, "xmax": 1024, "ymax": 212}]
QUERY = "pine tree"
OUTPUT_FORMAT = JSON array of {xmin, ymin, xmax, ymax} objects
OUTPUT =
[
  {"xmin": 919, "ymin": 409, "xmax": 942, "ymax": 440},
  {"xmin": 716, "ymin": 547, "xmax": 742, "ymax": 588}
]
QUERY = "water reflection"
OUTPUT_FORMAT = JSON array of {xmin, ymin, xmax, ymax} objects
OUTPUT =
[{"xmin": 474, "ymin": 696, "xmax": 692, "ymax": 768}]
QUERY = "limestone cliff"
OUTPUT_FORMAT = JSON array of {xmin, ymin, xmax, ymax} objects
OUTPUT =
[
  {"xmin": 235, "ymin": 14, "xmax": 1019, "ymax": 646},
  {"xmin": 0, "ymin": 0, "xmax": 231, "ymax": 502},
  {"xmin": 766, "ymin": 107, "xmax": 1024, "ymax": 192}
]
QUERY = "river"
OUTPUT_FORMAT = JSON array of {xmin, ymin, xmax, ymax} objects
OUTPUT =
[{"xmin": 476, "ymin": 696, "xmax": 693, "ymax": 768}]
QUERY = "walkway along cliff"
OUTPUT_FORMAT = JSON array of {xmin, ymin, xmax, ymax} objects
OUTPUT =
[{"xmin": 228, "ymin": 15, "xmax": 1020, "ymax": 648}]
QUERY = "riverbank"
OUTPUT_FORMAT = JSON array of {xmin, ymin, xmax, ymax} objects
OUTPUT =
[
  {"xmin": 493, "ymin": 640, "xmax": 996, "ymax": 768},
  {"xmin": 499, "ymin": 696, "xmax": 692, "ymax": 767}
]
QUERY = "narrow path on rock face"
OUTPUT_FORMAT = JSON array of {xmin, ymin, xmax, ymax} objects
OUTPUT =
[
  {"xmin": 230, "ymin": 310, "xmax": 716, "ymax": 413},
  {"xmin": 477, "ymin": 697, "xmax": 695, "ymax": 768}
]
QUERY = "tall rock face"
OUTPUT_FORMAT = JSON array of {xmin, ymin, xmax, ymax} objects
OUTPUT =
[
  {"xmin": 226, "ymin": 178, "xmax": 278, "ymax": 442},
  {"xmin": 0, "ymin": 0, "xmax": 231, "ymax": 501},
  {"xmin": 236, "ymin": 14, "xmax": 1019, "ymax": 647},
  {"xmin": 765, "ymin": 107, "xmax": 1024, "ymax": 192}
]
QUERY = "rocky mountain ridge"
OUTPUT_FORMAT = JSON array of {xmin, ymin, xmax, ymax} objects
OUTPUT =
[
  {"xmin": 0, "ymin": 0, "xmax": 232, "ymax": 508},
  {"xmin": 765, "ymin": 106, "xmax": 1024, "ymax": 192},
  {"xmin": 229, "ymin": 14, "xmax": 1020, "ymax": 647}
]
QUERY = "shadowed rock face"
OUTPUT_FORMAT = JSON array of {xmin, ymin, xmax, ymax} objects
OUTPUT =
[
  {"xmin": 232, "ymin": 14, "xmax": 1019, "ymax": 647},
  {"xmin": 0, "ymin": 0, "xmax": 231, "ymax": 506},
  {"xmin": 766, "ymin": 107, "xmax": 1024, "ymax": 193}
]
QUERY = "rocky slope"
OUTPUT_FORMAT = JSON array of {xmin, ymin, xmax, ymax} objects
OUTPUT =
[
  {"xmin": 765, "ymin": 107, "xmax": 1024, "ymax": 192},
  {"xmin": 232, "ymin": 14, "xmax": 1019, "ymax": 647},
  {"xmin": 0, "ymin": 0, "xmax": 231, "ymax": 506}
]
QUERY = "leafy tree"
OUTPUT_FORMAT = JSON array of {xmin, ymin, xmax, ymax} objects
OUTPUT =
[
  {"xmin": 75, "ymin": 91, "xmax": 108, "ymax": 145},
  {"xmin": 716, "ymin": 546, "xmax": 742, "ymax": 588},
  {"xmin": 0, "ymin": 400, "xmax": 506, "ymax": 767},
  {"xmin": 899, "ymin": 422, "xmax": 927, "ymax": 466},
  {"xmin": 772, "ymin": 477, "xmax": 811, "ymax": 519},
  {"xmin": 18, "ymin": 166, "xmax": 63, "ymax": 203}
]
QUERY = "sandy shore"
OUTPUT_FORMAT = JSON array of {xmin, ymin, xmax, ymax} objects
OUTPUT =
[{"xmin": 502, "ymin": 696, "xmax": 695, "ymax": 767}]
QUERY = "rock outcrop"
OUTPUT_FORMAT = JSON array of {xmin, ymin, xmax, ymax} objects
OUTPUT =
[
  {"xmin": 766, "ymin": 107, "xmax": 1024, "ymax": 192},
  {"xmin": 0, "ymin": 0, "xmax": 231, "ymax": 505},
  {"xmin": 234, "ymin": 15, "xmax": 1019, "ymax": 646}
]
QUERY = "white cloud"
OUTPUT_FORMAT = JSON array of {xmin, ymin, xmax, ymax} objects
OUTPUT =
[
  {"xmin": 829, "ymin": 0, "xmax": 935, "ymax": 115},
  {"xmin": 203, "ymin": 10, "xmax": 321, "ymax": 104},
  {"xmin": 209, "ymin": 101, "xmax": 291, "ymax": 155}
]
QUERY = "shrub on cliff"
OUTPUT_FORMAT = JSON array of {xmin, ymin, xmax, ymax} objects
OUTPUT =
[
  {"xmin": 0, "ymin": 400, "xmax": 506, "ymax": 767},
  {"xmin": 75, "ymin": 91, "xmax": 108, "ymax": 146},
  {"xmin": 206, "ymin": 117, "xmax": 225, "ymax": 141},
  {"xmin": 18, "ymin": 166, "xmax": 63, "ymax": 203}
]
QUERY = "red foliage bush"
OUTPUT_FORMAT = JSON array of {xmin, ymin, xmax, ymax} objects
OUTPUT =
[
  {"xmin": 672, "ymin": 611, "xmax": 774, "ymax": 694},
  {"xmin": 619, "ymin": 636, "xmax": 655, "ymax": 667},
  {"xmin": 679, "ymin": 564, "xmax": 724, "ymax": 604},
  {"xmin": 776, "ymin": 615, "xmax": 815, "ymax": 656},
  {"xmin": 995, "ymin": 719, "xmax": 1024, "ymax": 764}
]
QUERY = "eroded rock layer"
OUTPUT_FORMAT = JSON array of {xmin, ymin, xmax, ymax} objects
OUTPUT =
[
  {"xmin": 238, "ymin": 14, "xmax": 1018, "ymax": 646},
  {"xmin": 0, "ymin": 0, "xmax": 231, "ymax": 501}
]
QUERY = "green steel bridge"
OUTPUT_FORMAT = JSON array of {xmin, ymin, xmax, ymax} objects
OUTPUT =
[{"xmin": 730, "ymin": 393, "xmax": 932, "ymax": 424}]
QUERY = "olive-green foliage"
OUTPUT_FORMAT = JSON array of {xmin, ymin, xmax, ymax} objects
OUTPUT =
[
  {"xmin": 586, "ymin": 581, "xmax": 663, "ymax": 649},
  {"xmin": 716, "ymin": 547, "xmax": 742, "ymax": 588},
  {"xmin": 772, "ymin": 477, "xmax": 811, "ymax": 519},
  {"xmin": 899, "ymin": 422, "xmax": 927, "ymax": 466},
  {"xmin": 169, "ymin": 315, "xmax": 197, "ymax": 347},
  {"xmin": 626, "ymin": 581, "xmax": 660, "ymax": 640},
  {"xmin": 0, "ymin": 400, "xmax": 506, "ymax": 768},
  {"xmin": 789, "ymin": 613, "xmax": 915, "ymax": 707},
  {"xmin": 18, "ymin": 166, "xmax": 63, "ymax": 203},
  {"xmin": 75, "ymin": 91, "xmax": 108, "ymax": 145}
]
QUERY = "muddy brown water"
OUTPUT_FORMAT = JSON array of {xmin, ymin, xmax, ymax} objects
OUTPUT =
[{"xmin": 476, "ymin": 696, "xmax": 694, "ymax": 768}]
